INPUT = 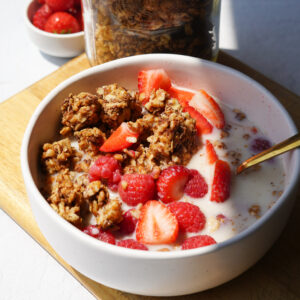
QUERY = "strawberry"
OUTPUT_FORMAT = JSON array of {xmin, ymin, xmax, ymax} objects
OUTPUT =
[
  {"xmin": 168, "ymin": 86, "xmax": 213, "ymax": 135},
  {"xmin": 118, "ymin": 174, "xmax": 156, "ymax": 206},
  {"xmin": 168, "ymin": 202, "xmax": 206, "ymax": 233},
  {"xmin": 117, "ymin": 239, "xmax": 148, "ymax": 250},
  {"xmin": 210, "ymin": 160, "xmax": 231, "ymax": 203},
  {"xmin": 45, "ymin": 0, "xmax": 74, "ymax": 12},
  {"xmin": 32, "ymin": 4, "xmax": 53, "ymax": 30},
  {"xmin": 100, "ymin": 123, "xmax": 139, "ymax": 152},
  {"xmin": 206, "ymin": 140, "xmax": 218, "ymax": 164},
  {"xmin": 184, "ymin": 105, "xmax": 213, "ymax": 135},
  {"xmin": 138, "ymin": 69, "xmax": 171, "ymax": 104},
  {"xmin": 181, "ymin": 235, "xmax": 216, "ymax": 250},
  {"xmin": 136, "ymin": 201, "xmax": 179, "ymax": 245},
  {"xmin": 184, "ymin": 169, "xmax": 208, "ymax": 198},
  {"xmin": 157, "ymin": 165, "xmax": 190, "ymax": 203},
  {"xmin": 68, "ymin": 6, "xmax": 83, "ymax": 30},
  {"xmin": 44, "ymin": 12, "xmax": 80, "ymax": 34},
  {"xmin": 189, "ymin": 90, "xmax": 225, "ymax": 129},
  {"xmin": 168, "ymin": 86, "xmax": 195, "ymax": 107}
]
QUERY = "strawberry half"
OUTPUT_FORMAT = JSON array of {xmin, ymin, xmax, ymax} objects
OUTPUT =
[
  {"xmin": 210, "ymin": 160, "xmax": 231, "ymax": 203},
  {"xmin": 136, "ymin": 201, "xmax": 179, "ymax": 245},
  {"xmin": 206, "ymin": 140, "xmax": 218, "ymax": 164},
  {"xmin": 189, "ymin": 90, "xmax": 225, "ymax": 129},
  {"xmin": 168, "ymin": 86, "xmax": 213, "ymax": 135},
  {"xmin": 138, "ymin": 69, "xmax": 171, "ymax": 104},
  {"xmin": 99, "ymin": 122, "xmax": 139, "ymax": 152},
  {"xmin": 168, "ymin": 86, "xmax": 195, "ymax": 107},
  {"xmin": 184, "ymin": 105, "xmax": 213, "ymax": 135},
  {"xmin": 157, "ymin": 165, "xmax": 190, "ymax": 203}
]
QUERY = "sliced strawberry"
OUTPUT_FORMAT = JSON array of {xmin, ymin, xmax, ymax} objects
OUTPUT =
[
  {"xmin": 138, "ymin": 69, "xmax": 171, "ymax": 104},
  {"xmin": 206, "ymin": 140, "xmax": 218, "ymax": 164},
  {"xmin": 210, "ymin": 160, "xmax": 231, "ymax": 203},
  {"xmin": 189, "ymin": 90, "xmax": 225, "ymax": 129},
  {"xmin": 157, "ymin": 165, "xmax": 190, "ymax": 203},
  {"xmin": 168, "ymin": 86, "xmax": 195, "ymax": 107},
  {"xmin": 184, "ymin": 105, "xmax": 213, "ymax": 135},
  {"xmin": 136, "ymin": 201, "xmax": 179, "ymax": 245},
  {"xmin": 99, "ymin": 122, "xmax": 139, "ymax": 152}
]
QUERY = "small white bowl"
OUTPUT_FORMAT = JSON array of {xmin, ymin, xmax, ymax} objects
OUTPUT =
[
  {"xmin": 25, "ymin": 0, "xmax": 85, "ymax": 58},
  {"xmin": 21, "ymin": 54, "xmax": 300, "ymax": 296}
]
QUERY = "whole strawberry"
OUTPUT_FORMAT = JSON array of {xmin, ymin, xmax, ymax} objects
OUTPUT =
[
  {"xmin": 44, "ymin": 12, "xmax": 80, "ymax": 34},
  {"xmin": 32, "ymin": 4, "xmax": 53, "ymax": 30},
  {"xmin": 45, "ymin": 0, "xmax": 74, "ymax": 12}
]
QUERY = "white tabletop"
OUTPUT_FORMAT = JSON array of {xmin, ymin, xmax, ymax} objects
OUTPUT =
[{"xmin": 0, "ymin": 0, "xmax": 299, "ymax": 299}]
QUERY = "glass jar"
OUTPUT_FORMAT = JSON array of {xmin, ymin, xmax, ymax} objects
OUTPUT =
[{"xmin": 83, "ymin": 0, "xmax": 221, "ymax": 66}]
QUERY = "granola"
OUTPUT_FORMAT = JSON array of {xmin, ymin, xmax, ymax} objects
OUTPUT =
[
  {"xmin": 60, "ymin": 92, "xmax": 101, "ymax": 134},
  {"xmin": 87, "ymin": 0, "xmax": 219, "ymax": 65},
  {"xmin": 41, "ymin": 82, "xmax": 199, "ymax": 230},
  {"xmin": 97, "ymin": 84, "xmax": 142, "ymax": 129}
]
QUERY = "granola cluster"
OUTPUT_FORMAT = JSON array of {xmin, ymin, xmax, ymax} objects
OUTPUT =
[
  {"xmin": 89, "ymin": 0, "xmax": 218, "ymax": 65},
  {"xmin": 41, "ymin": 84, "xmax": 199, "ymax": 229}
]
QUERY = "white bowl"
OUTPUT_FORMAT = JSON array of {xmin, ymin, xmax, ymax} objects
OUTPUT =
[
  {"xmin": 25, "ymin": 0, "xmax": 85, "ymax": 58},
  {"xmin": 21, "ymin": 54, "xmax": 300, "ymax": 296}
]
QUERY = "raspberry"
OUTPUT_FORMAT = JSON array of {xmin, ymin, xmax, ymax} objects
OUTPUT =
[
  {"xmin": 184, "ymin": 170, "xmax": 208, "ymax": 198},
  {"xmin": 250, "ymin": 138, "xmax": 271, "ymax": 154},
  {"xmin": 118, "ymin": 174, "xmax": 156, "ymax": 206},
  {"xmin": 168, "ymin": 202, "xmax": 206, "ymax": 233},
  {"xmin": 82, "ymin": 225, "xmax": 116, "ymax": 245},
  {"xmin": 157, "ymin": 165, "xmax": 190, "ymax": 203},
  {"xmin": 181, "ymin": 235, "xmax": 216, "ymax": 250},
  {"xmin": 82, "ymin": 224, "xmax": 100, "ymax": 238},
  {"xmin": 89, "ymin": 156, "xmax": 122, "ymax": 191},
  {"xmin": 117, "ymin": 239, "xmax": 148, "ymax": 250},
  {"xmin": 97, "ymin": 231, "xmax": 116, "ymax": 245},
  {"xmin": 119, "ymin": 209, "xmax": 138, "ymax": 235}
]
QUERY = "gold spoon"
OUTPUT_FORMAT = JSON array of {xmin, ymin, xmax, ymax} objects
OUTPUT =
[{"xmin": 236, "ymin": 133, "xmax": 300, "ymax": 174}]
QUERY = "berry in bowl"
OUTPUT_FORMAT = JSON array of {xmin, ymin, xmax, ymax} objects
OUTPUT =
[
  {"xmin": 25, "ymin": 0, "xmax": 84, "ymax": 57},
  {"xmin": 21, "ymin": 54, "xmax": 300, "ymax": 296}
]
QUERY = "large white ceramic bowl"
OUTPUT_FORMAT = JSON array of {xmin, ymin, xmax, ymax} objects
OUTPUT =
[
  {"xmin": 21, "ymin": 54, "xmax": 300, "ymax": 296},
  {"xmin": 25, "ymin": 0, "xmax": 85, "ymax": 57}
]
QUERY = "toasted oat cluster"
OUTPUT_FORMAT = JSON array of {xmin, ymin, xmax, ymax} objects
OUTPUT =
[{"xmin": 41, "ymin": 84, "xmax": 199, "ymax": 229}]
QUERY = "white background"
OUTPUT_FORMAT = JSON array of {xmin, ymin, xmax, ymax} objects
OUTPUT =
[{"xmin": 0, "ymin": 0, "xmax": 299, "ymax": 299}]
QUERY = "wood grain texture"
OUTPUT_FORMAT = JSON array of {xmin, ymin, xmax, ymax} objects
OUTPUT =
[{"xmin": 0, "ymin": 52, "xmax": 299, "ymax": 300}]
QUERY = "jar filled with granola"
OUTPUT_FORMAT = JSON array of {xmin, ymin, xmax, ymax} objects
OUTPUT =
[{"xmin": 82, "ymin": 0, "xmax": 221, "ymax": 66}]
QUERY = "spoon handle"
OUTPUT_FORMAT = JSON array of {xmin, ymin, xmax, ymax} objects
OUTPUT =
[{"xmin": 236, "ymin": 133, "xmax": 300, "ymax": 174}]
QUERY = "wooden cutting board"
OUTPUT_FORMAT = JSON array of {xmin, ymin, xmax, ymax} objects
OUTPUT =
[{"xmin": 0, "ymin": 52, "xmax": 299, "ymax": 300}]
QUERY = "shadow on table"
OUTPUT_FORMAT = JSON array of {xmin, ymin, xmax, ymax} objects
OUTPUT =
[{"xmin": 39, "ymin": 51, "xmax": 71, "ymax": 67}]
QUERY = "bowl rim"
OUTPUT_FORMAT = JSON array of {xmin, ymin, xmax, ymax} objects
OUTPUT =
[
  {"xmin": 21, "ymin": 53, "xmax": 300, "ymax": 260},
  {"xmin": 24, "ymin": 0, "xmax": 84, "ymax": 39}
]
